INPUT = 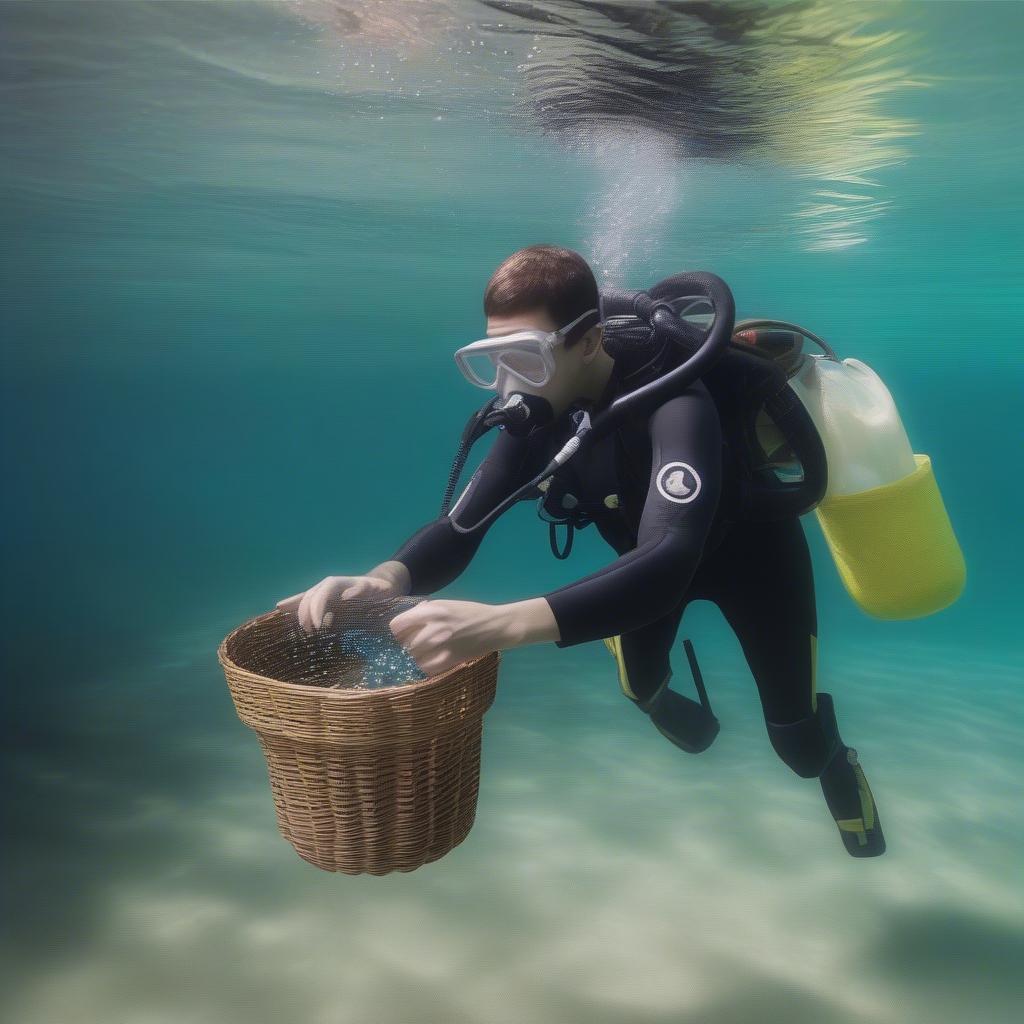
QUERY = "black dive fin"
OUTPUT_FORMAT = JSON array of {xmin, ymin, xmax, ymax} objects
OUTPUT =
[
  {"xmin": 646, "ymin": 640, "xmax": 720, "ymax": 754},
  {"xmin": 816, "ymin": 693, "xmax": 887, "ymax": 857}
]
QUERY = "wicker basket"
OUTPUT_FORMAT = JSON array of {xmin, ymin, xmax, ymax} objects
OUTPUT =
[{"xmin": 217, "ymin": 608, "xmax": 500, "ymax": 874}]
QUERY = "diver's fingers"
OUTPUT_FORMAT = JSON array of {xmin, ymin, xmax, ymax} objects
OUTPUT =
[
  {"xmin": 387, "ymin": 606, "xmax": 420, "ymax": 640},
  {"xmin": 297, "ymin": 582, "xmax": 326, "ymax": 634},
  {"xmin": 276, "ymin": 591, "xmax": 304, "ymax": 611},
  {"xmin": 307, "ymin": 585, "xmax": 328, "ymax": 631},
  {"xmin": 310, "ymin": 577, "xmax": 350, "ymax": 630},
  {"xmin": 339, "ymin": 578, "xmax": 371, "ymax": 601},
  {"xmin": 344, "ymin": 576, "xmax": 394, "ymax": 601},
  {"xmin": 389, "ymin": 603, "xmax": 434, "ymax": 643},
  {"xmin": 321, "ymin": 582, "xmax": 371, "ymax": 631}
]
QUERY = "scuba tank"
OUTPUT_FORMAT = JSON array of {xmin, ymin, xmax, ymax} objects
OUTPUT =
[{"xmin": 732, "ymin": 320, "xmax": 966, "ymax": 620}]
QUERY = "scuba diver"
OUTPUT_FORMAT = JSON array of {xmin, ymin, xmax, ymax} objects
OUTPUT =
[{"xmin": 277, "ymin": 244, "xmax": 886, "ymax": 858}]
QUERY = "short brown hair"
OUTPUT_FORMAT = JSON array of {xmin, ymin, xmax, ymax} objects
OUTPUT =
[{"xmin": 483, "ymin": 245, "xmax": 600, "ymax": 348}]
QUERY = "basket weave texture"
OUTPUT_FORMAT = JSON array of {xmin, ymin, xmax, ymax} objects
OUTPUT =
[{"xmin": 217, "ymin": 608, "xmax": 499, "ymax": 874}]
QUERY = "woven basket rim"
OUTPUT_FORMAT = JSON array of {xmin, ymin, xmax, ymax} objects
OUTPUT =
[{"xmin": 217, "ymin": 608, "xmax": 499, "ymax": 700}]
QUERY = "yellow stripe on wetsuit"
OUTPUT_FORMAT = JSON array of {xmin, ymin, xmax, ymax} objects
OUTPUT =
[{"xmin": 602, "ymin": 634, "xmax": 637, "ymax": 700}]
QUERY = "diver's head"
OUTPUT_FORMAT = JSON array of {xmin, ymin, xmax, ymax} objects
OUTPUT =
[
  {"xmin": 482, "ymin": 306, "xmax": 607, "ymax": 418},
  {"xmin": 478, "ymin": 245, "xmax": 614, "ymax": 420}
]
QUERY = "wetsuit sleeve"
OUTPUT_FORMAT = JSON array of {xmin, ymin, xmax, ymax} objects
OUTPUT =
[
  {"xmin": 541, "ymin": 381, "xmax": 722, "ymax": 647},
  {"xmin": 389, "ymin": 425, "xmax": 537, "ymax": 596}
]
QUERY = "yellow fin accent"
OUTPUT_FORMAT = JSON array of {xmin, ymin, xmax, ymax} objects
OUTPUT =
[
  {"xmin": 852, "ymin": 763, "xmax": 876, "ymax": 830},
  {"xmin": 833, "ymin": 763, "xmax": 876, "ymax": 845},
  {"xmin": 835, "ymin": 818, "xmax": 869, "ymax": 845}
]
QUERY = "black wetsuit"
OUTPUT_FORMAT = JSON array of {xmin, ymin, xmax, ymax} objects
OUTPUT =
[{"xmin": 391, "ymin": 343, "xmax": 819, "ymax": 726}]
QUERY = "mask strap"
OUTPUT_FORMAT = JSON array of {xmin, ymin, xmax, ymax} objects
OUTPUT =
[{"xmin": 561, "ymin": 308, "xmax": 602, "ymax": 346}]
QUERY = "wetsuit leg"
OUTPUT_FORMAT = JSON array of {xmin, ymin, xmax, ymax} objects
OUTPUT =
[
  {"xmin": 602, "ymin": 592, "xmax": 722, "ymax": 754},
  {"xmin": 699, "ymin": 516, "xmax": 886, "ymax": 855},
  {"xmin": 602, "ymin": 595, "xmax": 688, "ymax": 710},
  {"xmin": 699, "ymin": 516, "xmax": 820, "ymax": 729}
]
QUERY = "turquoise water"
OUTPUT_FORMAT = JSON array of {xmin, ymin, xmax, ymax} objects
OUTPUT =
[{"xmin": 2, "ymin": 2, "xmax": 1022, "ymax": 1022}]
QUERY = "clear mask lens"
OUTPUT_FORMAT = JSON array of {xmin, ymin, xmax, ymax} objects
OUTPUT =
[
  {"xmin": 498, "ymin": 348, "xmax": 548, "ymax": 384},
  {"xmin": 461, "ymin": 343, "xmax": 549, "ymax": 388},
  {"xmin": 463, "ymin": 350, "xmax": 501, "ymax": 387}
]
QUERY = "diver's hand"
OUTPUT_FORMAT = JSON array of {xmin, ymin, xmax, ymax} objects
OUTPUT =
[
  {"xmin": 387, "ymin": 599, "xmax": 503, "ymax": 677},
  {"xmin": 276, "ymin": 575, "xmax": 397, "ymax": 633}
]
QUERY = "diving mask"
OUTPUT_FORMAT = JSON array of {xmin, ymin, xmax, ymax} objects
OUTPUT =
[{"xmin": 454, "ymin": 308, "xmax": 601, "ymax": 390}]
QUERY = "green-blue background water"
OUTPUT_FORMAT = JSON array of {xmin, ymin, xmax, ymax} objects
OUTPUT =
[{"xmin": 2, "ymin": 2, "xmax": 1022, "ymax": 1022}]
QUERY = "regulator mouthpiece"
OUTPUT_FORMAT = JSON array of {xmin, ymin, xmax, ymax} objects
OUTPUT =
[{"xmin": 487, "ymin": 391, "xmax": 554, "ymax": 436}]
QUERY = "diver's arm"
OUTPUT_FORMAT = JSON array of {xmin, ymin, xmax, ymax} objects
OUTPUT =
[
  {"xmin": 387, "ymin": 425, "xmax": 537, "ymax": 596},
  {"xmin": 491, "ymin": 595, "xmax": 562, "ymax": 646},
  {"xmin": 537, "ymin": 382, "xmax": 723, "ymax": 648}
]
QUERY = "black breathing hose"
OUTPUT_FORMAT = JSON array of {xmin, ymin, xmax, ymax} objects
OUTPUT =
[{"xmin": 439, "ymin": 394, "xmax": 502, "ymax": 517}]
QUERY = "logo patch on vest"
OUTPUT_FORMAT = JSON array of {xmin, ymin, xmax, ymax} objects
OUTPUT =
[{"xmin": 655, "ymin": 462, "xmax": 701, "ymax": 504}]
